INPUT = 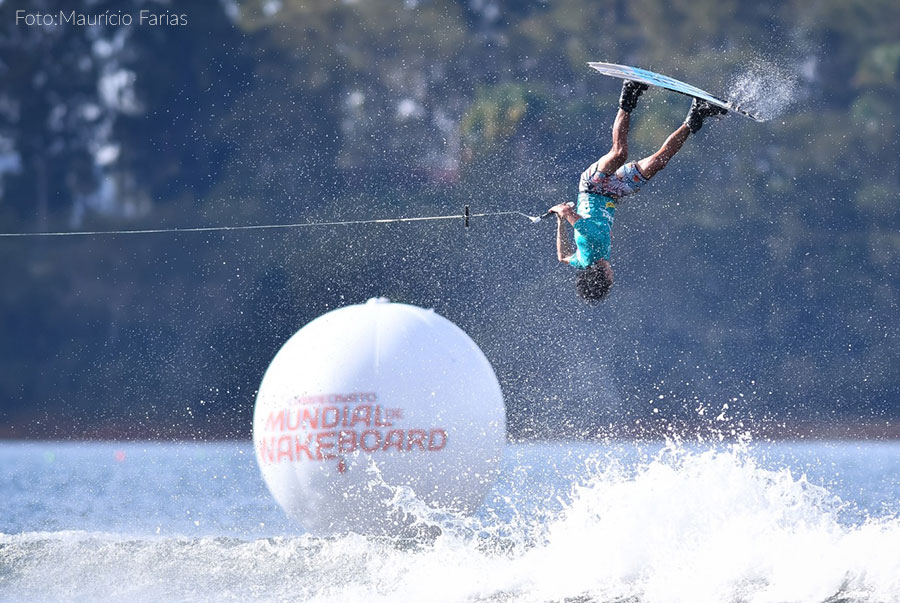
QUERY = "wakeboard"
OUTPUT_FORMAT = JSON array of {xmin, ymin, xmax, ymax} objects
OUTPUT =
[{"xmin": 588, "ymin": 61, "xmax": 763, "ymax": 122}]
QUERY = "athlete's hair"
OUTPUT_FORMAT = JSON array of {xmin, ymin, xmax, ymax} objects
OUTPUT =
[{"xmin": 575, "ymin": 261, "xmax": 614, "ymax": 303}]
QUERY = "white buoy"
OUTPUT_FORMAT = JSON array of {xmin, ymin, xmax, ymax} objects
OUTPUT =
[{"xmin": 253, "ymin": 298, "xmax": 506, "ymax": 534}]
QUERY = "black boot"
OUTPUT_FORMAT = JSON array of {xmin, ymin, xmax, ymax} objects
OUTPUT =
[
  {"xmin": 619, "ymin": 80, "xmax": 649, "ymax": 113},
  {"xmin": 684, "ymin": 98, "xmax": 727, "ymax": 133}
]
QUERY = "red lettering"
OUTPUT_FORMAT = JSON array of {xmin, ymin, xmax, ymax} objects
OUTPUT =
[
  {"xmin": 258, "ymin": 437, "xmax": 277, "ymax": 462},
  {"xmin": 294, "ymin": 433, "xmax": 315, "ymax": 460},
  {"xmin": 406, "ymin": 429, "xmax": 427, "ymax": 451},
  {"xmin": 351, "ymin": 405, "xmax": 372, "ymax": 428},
  {"xmin": 382, "ymin": 429, "xmax": 404, "ymax": 452},
  {"xmin": 428, "ymin": 429, "xmax": 447, "ymax": 451},
  {"xmin": 322, "ymin": 406, "xmax": 340, "ymax": 428},
  {"xmin": 286, "ymin": 409, "xmax": 300, "ymax": 430},
  {"xmin": 338, "ymin": 430, "xmax": 357, "ymax": 453},
  {"xmin": 301, "ymin": 406, "xmax": 319, "ymax": 429},
  {"xmin": 360, "ymin": 429, "xmax": 382, "ymax": 452},
  {"xmin": 374, "ymin": 405, "xmax": 393, "ymax": 427},
  {"xmin": 260, "ymin": 425, "xmax": 447, "ymax": 460},
  {"xmin": 265, "ymin": 410, "xmax": 285, "ymax": 432},
  {"xmin": 317, "ymin": 431, "xmax": 337, "ymax": 460},
  {"xmin": 277, "ymin": 435, "xmax": 294, "ymax": 462}
]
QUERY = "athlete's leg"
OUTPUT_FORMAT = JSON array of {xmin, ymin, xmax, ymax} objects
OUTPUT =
[
  {"xmin": 635, "ymin": 124, "xmax": 691, "ymax": 180},
  {"xmin": 591, "ymin": 108, "xmax": 631, "ymax": 175},
  {"xmin": 635, "ymin": 97, "xmax": 727, "ymax": 179},
  {"xmin": 588, "ymin": 80, "xmax": 648, "ymax": 174},
  {"xmin": 580, "ymin": 81, "xmax": 649, "ymax": 197}
]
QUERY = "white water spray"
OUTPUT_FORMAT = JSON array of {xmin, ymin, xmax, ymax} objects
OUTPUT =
[{"xmin": 727, "ymin": 58, "xmax": 799, "ymax": 122}]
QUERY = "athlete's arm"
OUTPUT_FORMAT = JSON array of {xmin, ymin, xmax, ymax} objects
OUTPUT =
[
  {"xmin": 550, "ymin": 203, "xmax": 581, "ymax": 263},
  {"xmin": 549, "ymin": 203, "xmax": 581, "ymax": 226},
  {"xmin": 555, "ymin": 213, "xmax": 575, "ymax": 263}
]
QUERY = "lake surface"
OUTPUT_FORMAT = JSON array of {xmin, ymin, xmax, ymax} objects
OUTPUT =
[{"xmin": 2, "ymin": 440, "xmax": 899, "ymax": 602}]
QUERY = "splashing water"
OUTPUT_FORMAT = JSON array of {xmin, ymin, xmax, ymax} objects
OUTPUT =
[
  {"xmin": 727, "ymin": 59, "xmax": 799, "ymax": 121},
  {"xmin": 362, "ymin": 444, "xmax": 900, "ymax": 603},
  {"xmin": 522, "ymin": 447, "xmax": 900, "ymax": 603},
  {"xmin": 3, "ymin": 441, "xmax": 900, "ymax": 602}
]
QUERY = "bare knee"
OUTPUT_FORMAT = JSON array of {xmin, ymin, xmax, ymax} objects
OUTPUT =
[
  {"xmin": 607, "ymin": 146, "xmax": 628, "ymax": 171},
  {"xmin": 636, "ymin": 155, "xmax": 664, "ymax": 180}
]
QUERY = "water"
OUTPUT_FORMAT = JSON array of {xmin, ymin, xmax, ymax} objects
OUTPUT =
[
  {"xmin": 2, "ymin": 440, "xmax": 900, "ymax": 602},
  {"xmin": 727, "ymin": 58, "xmax": 799, "ymax": 121}
]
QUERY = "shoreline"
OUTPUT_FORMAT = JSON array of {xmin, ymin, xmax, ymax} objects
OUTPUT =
[{"xmin": 3, "ymin": 426, "xmax": 900, "ymax": 444}]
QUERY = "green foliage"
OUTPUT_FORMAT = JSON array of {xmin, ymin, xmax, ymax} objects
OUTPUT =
[
  {"xmin": 461, "ymin": 83, "xmax": 544, "ymax": 150},
  {"xmin": 855, "ymin": 43, "xmax": 900, "ymax": 87}
]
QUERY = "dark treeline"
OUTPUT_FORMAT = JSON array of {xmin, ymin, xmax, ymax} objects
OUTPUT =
[{"xmin": 1, "ymin": 0, "xmax": 897, "ymax": 440}]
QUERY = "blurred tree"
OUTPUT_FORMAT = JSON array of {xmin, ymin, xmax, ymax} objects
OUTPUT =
[
  {"xmin": 0, "ymin": 1, "xmax": 116, "ymax": 228},
  {"xmin": 1, "ymin": 0, "xmax": 899, "ymax": 439}
]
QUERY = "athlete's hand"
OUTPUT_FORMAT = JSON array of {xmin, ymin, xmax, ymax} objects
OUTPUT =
[{"xmin": 549, "ymin": 203, "xmax": 573, "ymax": 218}]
